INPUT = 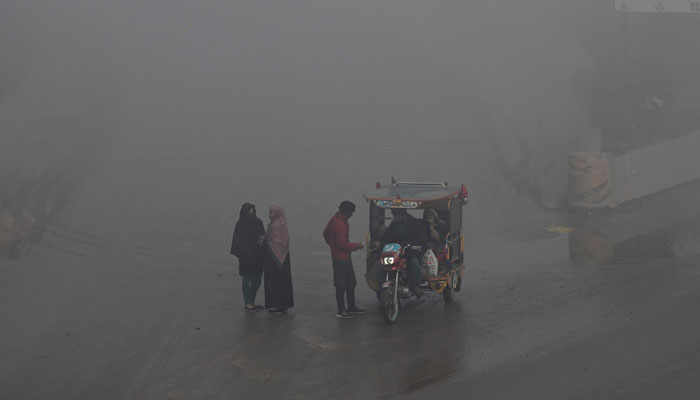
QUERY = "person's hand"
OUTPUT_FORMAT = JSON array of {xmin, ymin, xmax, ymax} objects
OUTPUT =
[
  {"xmin": 257, "ymin": 236, "xmax": 265, "ymax": 245},
  {"xmin": 357, "ymin": 242, "xmax": 365, "ymax": 249}
]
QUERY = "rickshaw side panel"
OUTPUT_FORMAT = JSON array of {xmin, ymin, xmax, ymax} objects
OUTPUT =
[{"xmin": 448, "ymin": 199, "xmax": 464, "ymax": 266}]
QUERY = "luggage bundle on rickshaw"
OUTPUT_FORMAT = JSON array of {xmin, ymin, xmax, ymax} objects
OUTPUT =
[{"xmin": 364, "ymin": 178, "xmax": 469, "ymax": 323}]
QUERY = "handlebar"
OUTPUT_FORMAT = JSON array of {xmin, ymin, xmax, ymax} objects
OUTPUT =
[{"xmin": 373, "ymin": 243, "xmax": 423, "ymax": 253}]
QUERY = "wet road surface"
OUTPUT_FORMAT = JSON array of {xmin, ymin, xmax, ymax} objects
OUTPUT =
[{"xmin": 2, "ymin": 145, "xmax": 700, "ymax": 400}]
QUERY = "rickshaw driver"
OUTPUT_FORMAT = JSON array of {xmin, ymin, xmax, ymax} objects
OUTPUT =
[{"xmin": 379, "ymin": 208, "xmax": 429, "ymax": 297}]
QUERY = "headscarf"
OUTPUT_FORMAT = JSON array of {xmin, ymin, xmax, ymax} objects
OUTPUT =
[
  {"xmin": 239, "ymin": 203, "xmax": 255, "ymax": 219},
  {"xmin": 266, "ymin": 205, "xmax": 289, "ymax": 264},
  {"xmin": 423, "ymin": 208, "xmax": 442, "ymax": 243},
  {"xmin": 236, "ymin": 203, "xmax": 263, "ymax": 234},
  {"xmin": 423, "ymin": 208, "xmax": 439, "ymax": 222}
]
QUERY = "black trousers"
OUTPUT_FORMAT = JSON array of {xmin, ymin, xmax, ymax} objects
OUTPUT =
[{"xmin": 332, "ymin": 259, "xmax": 357, "ymax": 312}]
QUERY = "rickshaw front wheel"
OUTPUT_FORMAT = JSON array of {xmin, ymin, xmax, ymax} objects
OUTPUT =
[{"xmin": 380, "ymin": 284, "xmax": 400, "ymax": 323}]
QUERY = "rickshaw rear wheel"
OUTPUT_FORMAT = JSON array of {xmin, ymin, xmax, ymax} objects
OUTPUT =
[
  {"xmin": 442, "ymin": 286, "xmax": 454, "ymax": 302},
  {"xmin": 443, "ymin": 271, "xmax": 459, "ymax": 302}
]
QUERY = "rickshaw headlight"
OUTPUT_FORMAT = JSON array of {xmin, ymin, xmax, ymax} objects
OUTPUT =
[{"xmin": 382, "ymin": 256, "xmax": 395, "ymax": 265}]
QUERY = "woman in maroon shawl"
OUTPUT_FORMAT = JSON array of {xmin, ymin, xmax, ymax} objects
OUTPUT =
[{"xmin": 263, "ymin": 205, "xmax": 294, "ymax": 314}]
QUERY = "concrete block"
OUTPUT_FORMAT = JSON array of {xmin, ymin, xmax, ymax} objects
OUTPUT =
[{"xmin": 569, "ymin": 130, "xmax": 700, "ymax": 208}]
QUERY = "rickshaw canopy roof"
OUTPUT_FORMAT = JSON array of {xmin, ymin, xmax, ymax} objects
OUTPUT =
[{"xmin": 364, "ymin": 180, "xmax": 468, "ymax": 209}]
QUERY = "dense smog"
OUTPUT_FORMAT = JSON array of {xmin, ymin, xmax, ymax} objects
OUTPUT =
[{"xmin": 2, "ymin": 1, "xmax": 700, "ymax": 399}]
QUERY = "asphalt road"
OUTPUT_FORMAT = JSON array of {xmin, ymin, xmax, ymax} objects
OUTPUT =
[{"xmin": 2, "ymin": 144, "xmax": 700, "ymax": 400}]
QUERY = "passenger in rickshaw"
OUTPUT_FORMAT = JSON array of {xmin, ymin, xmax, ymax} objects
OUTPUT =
[
  {"xmin": 372, "ymin": 215, "xmax": 387, "ymax": 242},
  {"xmin": 422, "ymin": 208, "xmax": 449, "ymax": 263},
  {"xmin": 380, "ymin": 208, "xmax": 428, "ymax": 297}
]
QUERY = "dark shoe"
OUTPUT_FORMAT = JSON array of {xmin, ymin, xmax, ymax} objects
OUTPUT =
[
  {"xmin": 269, "ymin": 308, "xmax": 287, "ymax": 315},
  {"xmin": 245, "ymin": 305, "xmax": 263, "ymax": 313},
  {"xmin": 336, "ymin": 310, "xmax": 356, "ymax": 319},
  {"xmin": 347, "ymin": 306, "xmax": 366, "ymax": 314}
]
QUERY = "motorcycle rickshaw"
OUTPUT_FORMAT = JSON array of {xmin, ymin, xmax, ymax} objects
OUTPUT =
[{"xmin": 364, "ymin": 178, "xmax": 469, "ymax": 323}]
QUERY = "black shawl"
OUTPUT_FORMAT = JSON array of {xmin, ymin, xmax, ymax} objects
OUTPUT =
[{"xmin": 230, "ymin": 203, "xmax": 265, "ymax": 276}]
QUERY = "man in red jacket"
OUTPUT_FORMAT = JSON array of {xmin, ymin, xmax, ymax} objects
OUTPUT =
[{"xmin": 323, "ymin": 201, "xmax": 365, "ymax": 319}]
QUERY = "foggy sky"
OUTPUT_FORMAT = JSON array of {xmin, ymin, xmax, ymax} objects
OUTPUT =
[{"xmin": 3, "ymin": 0, "xmax": 700, "ymax": 246}]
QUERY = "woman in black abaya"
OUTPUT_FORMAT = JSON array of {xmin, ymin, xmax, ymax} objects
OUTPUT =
[{"xmin": 230, "ymin": 203, "xmax": 266, "ymax": 312}]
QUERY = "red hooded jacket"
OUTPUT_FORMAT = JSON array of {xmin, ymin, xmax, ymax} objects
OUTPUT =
[{"xmin": 323, "ymin": 213, "xmax": 362, "ymax": 261}]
